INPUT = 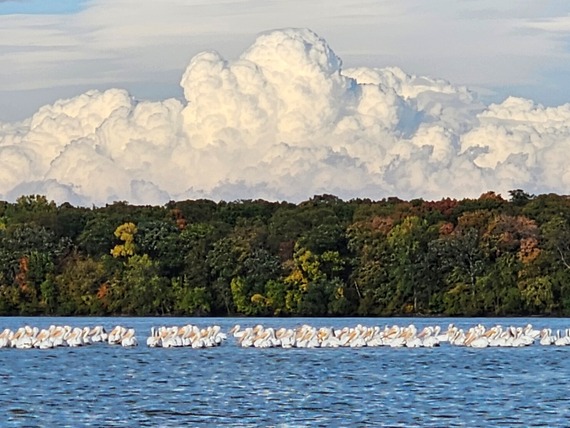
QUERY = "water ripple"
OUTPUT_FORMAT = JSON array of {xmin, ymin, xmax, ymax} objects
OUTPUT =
[{"xmin": 2, "ymin": 316, "xmax": 570, "ymax": 426}]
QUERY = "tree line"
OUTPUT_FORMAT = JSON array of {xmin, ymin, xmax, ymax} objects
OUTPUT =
[{"xmin": 1, "ymin": 190, "xmax": 569, "ymax": 317}]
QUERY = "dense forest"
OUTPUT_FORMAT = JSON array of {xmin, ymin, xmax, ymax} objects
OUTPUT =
[{"xmin": 1, "ymin": 190, "xmax": 570, "ymax": 317}]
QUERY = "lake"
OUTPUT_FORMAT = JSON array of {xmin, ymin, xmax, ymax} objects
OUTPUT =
[{"xmin": 1, "ymin": 317, "xmax": 569, "ymax": 427}]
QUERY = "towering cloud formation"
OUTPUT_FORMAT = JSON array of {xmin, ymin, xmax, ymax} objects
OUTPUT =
[{"xmin": 0, "ymin": 28, "xmax": 569, "ymax": 206}]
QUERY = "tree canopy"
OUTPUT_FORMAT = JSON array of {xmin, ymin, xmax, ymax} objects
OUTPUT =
[{"xmin": 1, "ymin": 191, "xmax": 570, "ymax": 317}]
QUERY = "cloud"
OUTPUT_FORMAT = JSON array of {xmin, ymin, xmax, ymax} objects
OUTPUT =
[
  {"xmin": 2, "ymin": 1, "xmax": 570, "ymax": 122},
  {"xmin": 526, "ymin": 15, "xmax": 570, "ymax": 33},
  {"xmin": 460, "ymin": 96, "xmax": 570, "ymax": 193},
  {"xmin": 0, "ymin": 28, "xmax": 569, "ymax": 206}
]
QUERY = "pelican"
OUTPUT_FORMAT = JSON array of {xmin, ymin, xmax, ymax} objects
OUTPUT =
[
  {"xmin": 540, "ymin": 328, "xmax": 555, "ymax": 346},
  {"xmin": 0, "ymin": 328, "xmax": 12, "ymax": 348},
  {"xmin": 121, "ymin": 328, "xmax": 138, "ymax": 347},
  {"xmin": 147, "ymin": 327, "xmax": 161, "ymax": 347}
]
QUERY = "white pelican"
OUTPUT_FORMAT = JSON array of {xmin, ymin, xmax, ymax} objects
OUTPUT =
[{"xmin": 121, "ymin": 328, "xmax": 138, "ymax": 347}]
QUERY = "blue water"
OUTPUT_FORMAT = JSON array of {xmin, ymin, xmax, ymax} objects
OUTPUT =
[{"xmin": 1, "ymin": 317, "xmax": 570, "ymax": 427}]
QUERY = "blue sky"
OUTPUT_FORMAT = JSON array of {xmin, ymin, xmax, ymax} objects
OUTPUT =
[
  {"xmin": 0, "ymin": 0, "xmax": 569, "ymax": 122},
  {"xmin": 0, "ymin": 0, "xmax": 85, "ymax": 15}
]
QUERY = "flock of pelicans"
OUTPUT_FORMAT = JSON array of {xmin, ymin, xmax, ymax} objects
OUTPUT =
[
  {"xmin": 229, "ymin": 323, "xmax": 570, "ymax": 349},
  {"xmin": 1, "ymin": 322, "xmax": 570, "ymax": 350}
]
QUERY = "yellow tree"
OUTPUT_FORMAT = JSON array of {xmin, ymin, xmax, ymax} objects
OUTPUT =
[{"xmin": 110, "ymin": 222, "xmax": 138, "ymax": 258}]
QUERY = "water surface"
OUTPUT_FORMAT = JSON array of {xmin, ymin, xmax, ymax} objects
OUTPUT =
[{"xmin": 1, "ymin": 317, "xmax": 569, "ymax": 427}]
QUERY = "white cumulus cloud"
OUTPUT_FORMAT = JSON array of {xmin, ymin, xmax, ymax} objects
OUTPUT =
[{"xmin": 0, "ymin": 28, "xmax": 569, "ymax": 206}]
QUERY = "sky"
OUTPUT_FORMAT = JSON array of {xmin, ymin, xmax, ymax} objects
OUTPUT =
[{"xmin": 0, "ymin": 0, "xmax": 569, "ymax": 205}]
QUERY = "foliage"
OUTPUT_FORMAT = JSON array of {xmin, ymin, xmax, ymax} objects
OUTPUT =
[{"xmin": 0, "ymin": 191, "xmax": 569, "ymax": 316}]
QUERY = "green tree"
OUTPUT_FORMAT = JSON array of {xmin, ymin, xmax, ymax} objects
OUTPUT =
[
  {"xmin": 541, "ymin": 215, "xmax": 570, "ymax": 271},
  {"xmin": 109, "ymin": 254, "xmax": 171, "ymax": 315},
  {"xmin": 55, "ymin": 255, "xmax": 109, "ymax": 315},
  {"xmin": 346, "ymin": 217, "xmax": 393, "ymax": 315},
  {"xmin": 387, "ymin": 216, "xmax": 434, "ymax": 313},
  {"xmin": 172, "ymin": 277, "xmax": 211, "ymax": 315},
  {"xmin": 430, "ymin": 226, "xmax": 488, "ymax": 315}
]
